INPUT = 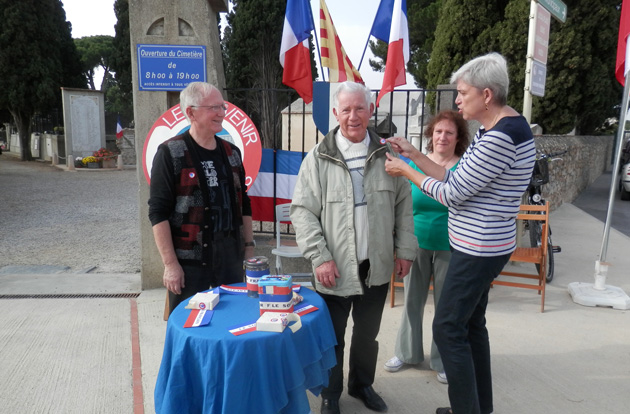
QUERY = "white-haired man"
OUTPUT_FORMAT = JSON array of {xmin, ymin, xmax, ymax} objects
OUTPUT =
[{"xmin": 291, "ymin": 81, "xmax": 417, "ymax": 414}]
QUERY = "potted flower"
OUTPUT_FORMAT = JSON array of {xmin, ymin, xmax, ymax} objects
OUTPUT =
[
  {"xmin": 82, "ymin": 156, "xmax": 100, "ymax": 168},
  {"xmin": 93, "ymin": 147, "xmax": 118, "ymax": 168}
]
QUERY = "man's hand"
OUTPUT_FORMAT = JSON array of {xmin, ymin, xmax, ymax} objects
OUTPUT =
[
  {"xmin": 395, "ymin": 258, "xmax": 413, "ymax": 280},
  {"xmin": 315, "ymin": 260, "xmax": 341, "ymax": 288},
  {"xmin": 244, "ymin": 245, "xmax": 255, "ymax": 260},
  {"xmin": 163, "ymin": 263, "xmax": 185, "ymax": 294}
]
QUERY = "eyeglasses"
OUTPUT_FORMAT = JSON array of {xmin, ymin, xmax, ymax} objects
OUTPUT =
[{"xmin": 192, "ymin": 104, "xmax": 228, "ymax": 113}]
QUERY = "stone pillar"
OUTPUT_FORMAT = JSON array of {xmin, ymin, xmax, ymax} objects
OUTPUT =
[{"xmin": 129, "ymin": 0, "xmax": 228, "ymax": 289}]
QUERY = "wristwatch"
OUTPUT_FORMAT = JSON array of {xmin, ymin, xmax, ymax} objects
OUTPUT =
[{"xmin": 244, "ymin": 240, "xmax": 256, "ymax": 247}]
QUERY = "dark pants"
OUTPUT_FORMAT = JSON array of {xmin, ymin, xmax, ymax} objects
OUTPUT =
[
  {"xmin": 432, "ymin": 250, "xmax": 511, "ymax": 414},
  {"xmin": 319, "ymin": 260, "xmax": 389, "ymax": 400},
  {"xmin": 168, "ymin": 234, "xmax": 244, "ymax": 314}
]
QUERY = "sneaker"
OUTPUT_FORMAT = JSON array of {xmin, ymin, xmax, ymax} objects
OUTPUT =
[
  {"xmin": 384, "ymin": 356, "xmax": 404, "ymax": 372},
  {"xmin": 436, "ymin": 371, "xmax": 448, "ymax": 384}
]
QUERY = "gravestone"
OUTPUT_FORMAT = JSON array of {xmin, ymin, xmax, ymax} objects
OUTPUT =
[{"xmin": 60, "ymin": 88, "xmax": 106, "ymax": 160}]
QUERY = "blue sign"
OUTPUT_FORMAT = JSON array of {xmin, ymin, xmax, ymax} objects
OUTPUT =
[
  {"xmin": 531, "ymin": 60, "xmax": 547, "ymax": 97},
  {"xmin": 137, "ymin": 44, "xmax": 206, "ymax": 91}
]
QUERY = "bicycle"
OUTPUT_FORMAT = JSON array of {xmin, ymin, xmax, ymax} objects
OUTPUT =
[{"xmin": 525, "ymin": 151, "xmax": 565, "ymax": 283}]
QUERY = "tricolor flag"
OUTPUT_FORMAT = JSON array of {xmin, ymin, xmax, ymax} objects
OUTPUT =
[
  {"xmin": 616, "ymin": 0, "xmax": 630, "ymax": 85},
  {"xmin": 280, "ymin": 0, "xmax": 315, "ymax": 103},
  {"xmin": 183, "ymin": 309, "xmax": 214, "ymax": 328},
  {"xmin": 369, "ymin": 0, "xmax": 409, "ymax": 107},
  {"xmin": 319, "ymin": 0, "xmax": 363, "ymax": 83},
  {"xmin": 116, "ymin": 117, "xmax": 124, "ymax": 140},
  {"xmin": 247, "ymin": 149, "xmax": 304, "ymax": 222}
]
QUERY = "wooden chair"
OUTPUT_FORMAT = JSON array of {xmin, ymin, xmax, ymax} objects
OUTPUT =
[{"xmin": 492, "ymin": 204, "xmax": 550, "ymax": 312}]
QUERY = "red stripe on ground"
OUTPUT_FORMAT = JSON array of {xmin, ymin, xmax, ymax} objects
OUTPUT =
[{"xmin": 130, "ymin": 298, "xmax": 144, "ymax": 414}]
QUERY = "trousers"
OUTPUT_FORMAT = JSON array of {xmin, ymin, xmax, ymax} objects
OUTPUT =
[
  {"xmin": 319, "ymin": 260, "xmax": 389, "ymax": 400},
  {"xmin": 395, "ymin": 247, "xmax": 450, "ymax": 371},
  {"xmin": 168, "ymin": 234, "xmax": 244, "ymax": 314},
  {"xmin": 432, "ymin": 249, "xmax": 510, "ymax": 414}
]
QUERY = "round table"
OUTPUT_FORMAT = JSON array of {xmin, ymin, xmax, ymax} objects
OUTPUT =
[{"xmin": 154, "ymin": 284, "xmax": 336, "ymax": 414}]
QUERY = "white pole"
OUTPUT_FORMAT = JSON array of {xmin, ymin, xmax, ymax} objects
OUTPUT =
[
  {"xmin": 567, "ymin": 72, "xmax": 630, "ymax": 310},
  {"xmin": 522, "ymin": 0, "xmax": 538, "ymax": 124},
  {"xmin": 600, "ymin": 75, "xmax": 630, "ymax": 263}
]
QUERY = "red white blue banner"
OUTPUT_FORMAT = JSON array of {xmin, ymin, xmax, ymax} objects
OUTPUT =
[
  {"xmin": 247, "ymin": 148, "xmax": 305, "ymax": 222},
  {"xmin": 228, "ymin": 302, "xmax": 319, "ymax": 336},
  {"xmin": 183, "ymin": 309, "xmax": 214, "ymax": 328}
]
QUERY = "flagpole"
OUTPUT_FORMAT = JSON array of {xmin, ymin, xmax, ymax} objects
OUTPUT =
[
  {"xmin": 310, "ymin": 1, "xmax": 326, "ymax": 82},
  {"xmin": 599, "ymin": 76, "xmax": 630, "ymax": 265},
  {"xmin": 567, "ymin": 72, "xmax": 630, "ymax": 310},
  {"xmin": 358, "ymin": 35, "xmax": 371, "ymax": 71}
]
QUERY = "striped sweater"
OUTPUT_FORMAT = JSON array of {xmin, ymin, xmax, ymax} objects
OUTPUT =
[{"xmin": 421, "ymin": 115, "xmax": 536, "ymax": 257}]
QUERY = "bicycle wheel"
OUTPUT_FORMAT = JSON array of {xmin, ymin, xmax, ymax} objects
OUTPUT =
[
  {"xmin": 545, "ymin": 233, "xmax": 555, "ymax": 283},
  {"xmin": 528, "ymin": 218, "xmax": 554, "ymax": 283}
]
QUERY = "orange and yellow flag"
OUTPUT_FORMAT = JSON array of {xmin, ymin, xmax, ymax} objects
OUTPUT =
[{"xmin": 319, "ymin": 0, "xmax": 364, "ymax": 83}]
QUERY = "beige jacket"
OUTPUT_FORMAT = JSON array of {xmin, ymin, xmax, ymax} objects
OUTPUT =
[{"xmin": 290, "ymin": 127, "xmax": 417, "ymax": 296}]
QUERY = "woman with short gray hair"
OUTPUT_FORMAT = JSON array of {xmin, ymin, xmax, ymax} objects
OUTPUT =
[{"xmin": 385, "ymin": 52, "xmax": 536, "ymax": 414}]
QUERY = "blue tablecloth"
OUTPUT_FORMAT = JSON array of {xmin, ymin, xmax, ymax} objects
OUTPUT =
[{"xmin": 154, "ymin": 284, "xmax": 336, "ymax": 414}]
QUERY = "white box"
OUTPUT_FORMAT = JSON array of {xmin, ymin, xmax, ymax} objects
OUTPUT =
[
  {"xmin": 256, "ymin": 311, "xmax": 301, "ymax": 333},
  {"xmin": 185, "ymin": 291, "xmax": 220, "ymax": 310}
]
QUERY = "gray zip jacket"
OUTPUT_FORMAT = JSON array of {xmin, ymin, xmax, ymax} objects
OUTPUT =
[{"xmin": 290, "ymin": 127, "xmax": 417, "ymax": 296}]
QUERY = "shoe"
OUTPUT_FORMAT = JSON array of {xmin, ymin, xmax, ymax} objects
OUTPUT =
[
  {"xmin": 436, "ymin": 408, "xmax": 452, "ymax": 414},
  {"xmin": 348, "ymin": 385, "xmax": 388, "ymax": 412},
  {"xmin": 321, "ymin": 398, "xmax": 340, "ymax": 414},
  {"xmin": 437, "ymin": 371, "xmax": 448, "ymax": 384},
  {"xmin": 383, "ymin": 356, "xmax": 404, "ymax": 372}
]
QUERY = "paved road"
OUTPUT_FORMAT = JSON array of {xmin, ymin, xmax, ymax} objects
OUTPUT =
[{"xmin": 572, "ymin": 171, "xmax": 630, "ymax": 238}]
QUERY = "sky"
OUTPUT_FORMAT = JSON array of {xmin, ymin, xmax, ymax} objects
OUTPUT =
[{"xmin": 62, "ymin": 0, "xmax": 416, "ymax": 90}]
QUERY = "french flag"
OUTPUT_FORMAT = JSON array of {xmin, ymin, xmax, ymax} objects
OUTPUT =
[
  {"xmin": 247, "ymin": 149, "xmax": 305, "ymax": 222},
  {"xmin": 280, "ymin": 0, "xmax": 315, "ymax": 103},
  {"xmin": 370, "ymin": 0, "xmax": 409, "ymax": 107},
  {"xmin": 183, "ymin": 309, "xmax": 213, "ymax": 328},
  {"xmin": 616, "ymin": 0, "xmax": 630, "ymax": 86},
  {"xmin": 116, "ymin": 116, "xmax": 124, "ymax": 139}
]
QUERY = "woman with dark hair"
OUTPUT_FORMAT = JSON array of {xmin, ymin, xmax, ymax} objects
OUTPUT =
[
  {"xmin": 384, "ymin": 110, "xmax": 469, "ymax": 388},
  {"xmin": 385, "ymin": 53, "xmax": 536, "ymax": 414}
]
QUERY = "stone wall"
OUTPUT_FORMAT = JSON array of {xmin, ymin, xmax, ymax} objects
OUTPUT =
[{"xmin": 533, "ymin": 135, "xmax": 614, "ymax": 212}]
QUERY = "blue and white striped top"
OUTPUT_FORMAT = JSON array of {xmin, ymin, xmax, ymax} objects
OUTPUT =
[{"xmin": 421, "ymin": 115, "xmax": 536, "ymax": 257}]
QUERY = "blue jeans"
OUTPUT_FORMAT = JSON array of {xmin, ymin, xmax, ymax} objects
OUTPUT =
[{"xmin": 432, "ymin": 249, "xmax": 510, "ymax": 414}]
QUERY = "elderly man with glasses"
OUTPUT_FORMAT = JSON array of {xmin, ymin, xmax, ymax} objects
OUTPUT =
[{"xmin": 149, "ymin": 81, "xmax": 255, "ymax": 315}]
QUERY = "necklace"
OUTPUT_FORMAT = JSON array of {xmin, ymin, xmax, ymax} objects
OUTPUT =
[
  {"xmin": 431, "ymin": 153, "xmax": 455, "ymax": 168},
  {"xmin": 488, "ymin": 109, "xmax": 503, "ymax": 130}
]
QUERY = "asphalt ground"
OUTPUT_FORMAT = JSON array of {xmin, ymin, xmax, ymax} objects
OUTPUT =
[{"xmin": 0, "ymin": 155, "xmax": 628, "ymax": 414}]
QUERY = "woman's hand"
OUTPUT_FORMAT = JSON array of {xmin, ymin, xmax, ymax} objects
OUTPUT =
[
  {"xmin": 385, "ymin": 153, "xmax": 411, "ymax": 178},
  {"xmin": 387, "ymin": 136, "xmax": 418, "ymax": 159}
]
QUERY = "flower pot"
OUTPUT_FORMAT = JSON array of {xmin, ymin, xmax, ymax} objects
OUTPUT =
[
  {"xmin": 102, "ymin": 158, "xmax": 116, "ymax": 168},
  {"xmin": 87, "ymin": 162, "xmax": 100, "ymax": 169}
]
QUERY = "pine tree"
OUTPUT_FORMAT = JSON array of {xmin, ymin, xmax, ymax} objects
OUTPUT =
[
  {"xmin": 427, "ymin": 0, "xmax": 621, "ymax": 134},
  {"xmin": 222, "ymin": 0, "xmax": 317, "ymax": 148},
  {"xmin": 108, "ymin": 0, "xmax": 133, "ymax": 124},
  {"xmin": 0, "ymin": 0, "xmax": 85, "ymax": 160}
]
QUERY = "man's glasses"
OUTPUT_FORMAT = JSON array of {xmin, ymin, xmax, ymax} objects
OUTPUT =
[{"xmin": 192, "ymin": 104, "xmax": 228, "ymax": 113}]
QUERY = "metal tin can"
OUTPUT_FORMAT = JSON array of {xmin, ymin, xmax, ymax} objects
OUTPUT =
[{"xmin": 243, "ymin": 256, "xmax": 270, "ymax": 297}]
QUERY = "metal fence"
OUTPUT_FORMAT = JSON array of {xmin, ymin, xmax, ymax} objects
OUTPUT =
[{"xmin": 223, "ymin": 86, "xmax": 458, "ymax": 234}]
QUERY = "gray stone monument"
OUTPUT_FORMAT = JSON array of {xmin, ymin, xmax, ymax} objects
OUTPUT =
[
  {"xmin": 129, "ymin": 0, "xmax": 228, "ymax": 289},
  {"xmin": 60, "ymin": 88, "xmax": 106, "ymax": 161}
]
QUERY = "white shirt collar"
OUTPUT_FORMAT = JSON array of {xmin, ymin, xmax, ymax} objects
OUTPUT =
[{"xmin": 335, "ymin": 130, "xmax": 370, "ymax": 152}]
